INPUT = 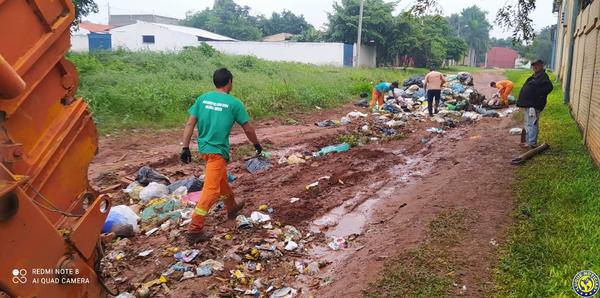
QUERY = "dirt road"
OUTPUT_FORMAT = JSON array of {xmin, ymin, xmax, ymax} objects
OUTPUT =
[{"xmin": 92, "ymin": 71, "xmax": 520, "ymax": 297}]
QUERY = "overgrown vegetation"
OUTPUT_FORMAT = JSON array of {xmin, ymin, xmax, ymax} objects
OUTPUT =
[
  {"xmin": 495, "ymin": 70, "xmax": 600, "ymax": 296},
  {"xmin": 69, "ymin": 46, "xmax": 423, "ymax": 131},
  {"xmin": 364, "ymin": 209, "xmax": 473, "ymax": 297}
]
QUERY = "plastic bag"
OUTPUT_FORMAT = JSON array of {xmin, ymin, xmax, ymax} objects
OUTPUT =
[
  {"xmin": 314, "ymin": 143, "xmax": 350, "ymax": 157},
  {"xmin": 135, "ymin": 166, "xmax": 170, "ymax": 186},
  {"xmin": 139, "ymin": 182, "xmax": 169, "ymax": 202},
  {"xmin": 167, "ymin": 178, "xmax": 203, "ymax": 193},
  {"xmin": 102, "ymin": 205, "xmax": 140, "ymax": 236},
  {"xmin": 245, "ymin": 157, "xmax": 272, "ymax": 174}
]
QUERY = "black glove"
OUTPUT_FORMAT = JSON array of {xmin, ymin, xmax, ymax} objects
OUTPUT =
[
  {"xmin": 254, "ymin": 144, "xmax": 263, "ymax": 156},
  {"xmin": 180, "ymin": 147, "xmax": 192, "ymax": 164}
]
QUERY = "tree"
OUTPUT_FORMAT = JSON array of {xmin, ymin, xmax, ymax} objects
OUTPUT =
[
  {"xmin": 414, "ymin": 15, "xmax": 452, "ymax": 68},
  {"xmin": 72, "ymin": 0, "xmax": 98, "ymax": 25},
  {"xmin": 325, "ymin": 0, "xmax": 396, "ymax": 45},
  {"xmin": 324, "ymin": 0, "xmax": 397, "ymax": 65},
  {"xmin": 413, "ymin": 0, "xmax": 539, "ymax": 42},
  {"xmin": 453, "ymin": 6, "xmax": 491, "ymax": 65},
  {"xmin": 446, "ymin": 36, "xmax": 468, "ymax": 61},
  {"xmin": 291, "ymin": 28, "xmax": 324, "ymax": 42},
  {"xmin": 259, "ymin": 10, "xmax": 313, "ymax": 36},
  {"xmin": 527, "ymin": 26, "xmax": 554, "ymax": 63},
  {"xmin": 181, "ymin": 0, "xmax": 263, "ymax": 41}
]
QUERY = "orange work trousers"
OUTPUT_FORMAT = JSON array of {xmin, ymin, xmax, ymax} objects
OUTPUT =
[
  {"xmin": 369, "ymin": 89, "xmax": 385, "ymax": 110},
  {"xmin": 499, "ymin": 85, "xmax": 514, "ymax": 105},
  {"xmin": 189, "ymin": 154, "xmax": 237, "ymax": 232}
]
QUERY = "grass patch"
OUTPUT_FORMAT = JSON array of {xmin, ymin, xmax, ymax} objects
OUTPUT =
[
  {"xmin": 69, "ymin": 46, "xmax": 426, "ymax": 132},
  {"xmin": 494, "ymin": 70, "xmax": 600, "ymax": 296},
  {"xmin": 364, "ymin": 209, "xmax": 472, "ymax": 298}
]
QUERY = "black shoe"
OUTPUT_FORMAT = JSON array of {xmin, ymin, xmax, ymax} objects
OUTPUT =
[{"xmin": 186, "ymin": 230, "xmax": 213, "ymax": 244}]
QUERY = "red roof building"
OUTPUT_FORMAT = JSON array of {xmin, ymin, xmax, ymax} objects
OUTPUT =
[
  {"xmin": 79, "ymin": 21, "xmax": 113, "ymax": 33},
  {"xmin": 486, "ymin": 47, "xmax": 519, "ymax": 69}
]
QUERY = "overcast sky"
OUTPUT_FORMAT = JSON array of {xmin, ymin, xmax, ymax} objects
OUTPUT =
[{"xmin": 86, "ymin": 0, "xmax": 556, "ymax": 38}]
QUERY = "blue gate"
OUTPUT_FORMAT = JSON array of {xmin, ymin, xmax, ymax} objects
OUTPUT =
[
  {"xmin": 88, "ymin": 33, "xmax": 112, "ymax": 52},
  {"xmin": 343, "ymin": 43, "xmax": 353, "ymax": 67}
]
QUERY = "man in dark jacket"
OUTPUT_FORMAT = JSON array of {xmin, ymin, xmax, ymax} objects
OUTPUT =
[{"xmin": 516, "ymin": 59, "xmax": 554, "ymax": 148}]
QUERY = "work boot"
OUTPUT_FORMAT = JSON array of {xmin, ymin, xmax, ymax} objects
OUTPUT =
[
  {"xmin": 227, "ymin": 201, "xmax": 245, "ymax": 220},
  {"xmin": 186, "ymin": 230, "xmax": 213, "ymax": 245},
  {"xmin": 520, "ymin": 143, "xmax": 538, "ymax": 149}
]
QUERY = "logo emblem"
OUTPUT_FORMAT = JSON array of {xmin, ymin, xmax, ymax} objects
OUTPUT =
[
  {"xmin": 573, "ymin": 270, "xmax": 600, "ymax": 297},
  {"xmin": 12, "ymin": 269, "xmax": 27, "ymax": 284}
]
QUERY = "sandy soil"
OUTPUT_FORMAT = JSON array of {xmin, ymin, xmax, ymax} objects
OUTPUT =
[{"xmin": 91, "ymin": 71, "xmax": 520, "ymax": 297}]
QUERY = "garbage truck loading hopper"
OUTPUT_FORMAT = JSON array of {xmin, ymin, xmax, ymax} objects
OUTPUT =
[{"xmin": 0, "ymin": 0, "xmax": 109, "ymax": 297}]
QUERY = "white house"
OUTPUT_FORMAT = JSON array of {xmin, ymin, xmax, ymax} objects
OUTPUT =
[
  {"xmin": 71, "ymin": 22, "xmax": 113, "ymax": 52},
  {"xmin": 109, "ymin": 21, "xmax": 236, "ymax": 51},
  {"xmin": 104, "ymin": 21, "xmax": 377, "ymax": 67}
]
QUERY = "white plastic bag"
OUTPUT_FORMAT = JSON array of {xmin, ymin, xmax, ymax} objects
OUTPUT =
[
  {"xmin": 139, "ymin": 182, "xmax": 169, "ymax": 202},
  {"xmin": 102, "ymin": 205, "xmax": 140, "ymax": 234}
]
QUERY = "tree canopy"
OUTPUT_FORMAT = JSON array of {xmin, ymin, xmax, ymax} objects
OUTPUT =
[
  {"xmin": 182, "ymin": 0, "xmax": 315, "ymax": 41},
  {"xmin": 324, "ymin": 0, "xmax": 470, "ymax": 67},
  {"xmin": 72, "ymin": 0, "xmax": 98, "ymax": 25},
  {"xmin": 446, "ymin": 6, "xmax": 491, "ymax": 65}
]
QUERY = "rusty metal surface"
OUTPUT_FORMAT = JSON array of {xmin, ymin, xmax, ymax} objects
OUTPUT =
[{"xmin": 0, "ymin": 0, "xmax": 108, "ymax": 297}]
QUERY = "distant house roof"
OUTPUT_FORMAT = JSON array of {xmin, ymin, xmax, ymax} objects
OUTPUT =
[
  {"xmin": 110, "ymin": 14, "xmax": 180, "ymax": 27},
  {"xmin": 79, "ymin": 21, "xmax": 113, "ymax": 33},
  {"xmin": 149, "ymin": 22, "xmax": 236, "ymax": 41},
  {"xmin": 262, "ymin": 33, "xmax": 295, "ymax": 42}
]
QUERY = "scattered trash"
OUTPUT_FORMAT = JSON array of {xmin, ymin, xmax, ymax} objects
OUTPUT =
[
  {"xmin": 167, "ymin": 178, "xmax": 203, "ymax": 194},
  {"xmin": 135, "ymin": 166, "xmax": 170, "ymax": 186},
  {"xmin": 174, "ymin": 249, "xmax": 200, "ymax": 263},
  {"xmin": 139, "ymin": 182, "xmax": 169, "ymax": 202},
  {"xmin": 385, "ymin": 120, "xmax": 405, "ymax": 128},
  {"xmin": 284, "ymin": 241, "xmax": 298, "ymax": 251},
  {"xmin": 347, "ymin": 111, "xmax": 368, "ymax": 118},
  {"xmin": 200, "ymin": 259, "xmax": 225, "ymax": 271},
  {"xmin": 283, "ymin": 225, "xmax": 302, "ymax": 241},
  {"xmin": 315, "ymin": 120, "xmax": 337, "ymax": 127},
  {"xmin": 269, "ymin": 287, "xmax": 297, "ymax": 298},
  {"xmin": 290, "ymin": 197, "xmax": 300, "ymax": 203},
  {"xmin": 314, "ymin": 143, "xmax": 350, "ymax": 157},
  {"xmin": 475, "ymin": 106, "xmax": 500, "ymax": 118},
  {"xmin": 509, "ymin": 128, "xmax": 523, "ymax": 135},
  {"xmin": 102, "ymin": 205, "xmax": 140, "ymax": 236},
  {"xmin": 490, "ymin": 239, "xmax": 498, "ymax": 246},
  {"xmin": 250, "ymin": 211, "xmax": 271, "ymax": 223},
  {"xmin": 340, "ymin": 116, "xmax": 352, "ymax": 125},
  {"xmin": 305, "ymin": 182, "xmax": 319, "ymax": 190},
  {"xmin": 245, "ymin": 157, "xmax": 273, "ymax": 174},
  {"xmin": 123, "ymin": 182, "xmax": 143, "ymax": 201},
  {"xmin": 196, "ymin": 266, "xmax": 213, "ymax": 277},
  {"xmin": 236, "ymin": 215, "xmax": 252, "ymax": 229},
  {"xmin": 420, "ymin": 137, "xmax": 430, "ymax": 144},
  {"xmin": 138, "ymin": 249, "xmax": 154, "ymax": 257},
  {"xmin": 427, "ymin": 127, "xmax": 444, "ymax": 134},
  {"xmin": 140, "ymin": 198, "xmax": 181, "ymax": 222},
  {"xmin": 181, "ymin": 271, "xmax": 195, "ymax": 281},
  {"xmin": 145, "ymin": 227, "xmax": 159, "ymax": 236},
  {"xmin": 181, "ymin": 191, "xmax": 201, "ymax": 204},
  {"xmin": 115, "ymin": 292, "xmax": 136, "ymax": 298},
  {"xmin": 328, "ymin": 237, "xmax": 348, "ymax": 250},
  {"xmin": 287, "ymin": 155, "xmax": 305, "ymax": 165}
]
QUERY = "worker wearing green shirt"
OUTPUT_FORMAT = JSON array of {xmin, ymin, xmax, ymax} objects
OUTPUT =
[{"xmin": 180, "ymin": 68, "xmax": 262, "ymax": 244}]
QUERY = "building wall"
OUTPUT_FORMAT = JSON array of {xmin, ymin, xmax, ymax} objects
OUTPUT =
[
  {"xmin": 110, "ymin": 22, "xmax": 198, "ymax": 51},
  {"xmin": 556, "ymin": 0, "xmax": 600, "ymax": 164},
  {"xmin": 486, "ymin": 47, "xmax": 519, "ymax": 68},
  {"xmin": 71, "ymin": 35, "xmax": 89, "ymax": 52}
]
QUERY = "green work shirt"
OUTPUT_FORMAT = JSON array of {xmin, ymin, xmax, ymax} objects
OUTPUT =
[{"xmin": 188, "ymin": 91, "xmax": 250, "ymax": 162}]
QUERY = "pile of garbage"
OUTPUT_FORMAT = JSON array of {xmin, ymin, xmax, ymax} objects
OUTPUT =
[{"xmin": 101, "ymin": 164, "xmax": 359, "ymax": 297}]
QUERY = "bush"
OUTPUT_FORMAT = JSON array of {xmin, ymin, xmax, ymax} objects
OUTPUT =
[{"xmin": 69, "ymin": 50, "xmax": 424, "ymax": 131}]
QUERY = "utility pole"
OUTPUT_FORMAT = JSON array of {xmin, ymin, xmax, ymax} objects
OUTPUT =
[
  {"xmin": 107, "ymin": 1, "xmax": 111, "ymax": 24},
  {"xmin": 356, "ymin": 0, "xmax": 364, "ymax": 67}
]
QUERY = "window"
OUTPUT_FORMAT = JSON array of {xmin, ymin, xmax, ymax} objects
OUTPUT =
[{"xmin": 142, "ymin": 35, "xmax": 155, "ymax": 44}]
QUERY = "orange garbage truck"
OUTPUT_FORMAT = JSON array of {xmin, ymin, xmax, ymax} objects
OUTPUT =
[{"xmin": 0, "ymin": 0, "xmax": 110, "ymax": 297}]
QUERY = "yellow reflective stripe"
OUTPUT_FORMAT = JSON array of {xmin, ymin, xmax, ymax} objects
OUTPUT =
[{"xmin": 194, "ymin": 207, "xmax": 208, "ymax": 216}]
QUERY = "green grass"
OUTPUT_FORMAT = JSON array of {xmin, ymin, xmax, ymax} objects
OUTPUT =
[
  {"xmin": 364, "ymin": 209, "xmax": 472, "ymax": 297},
  {"xmin": 494, "ymin": 70, "xmax": 600, "ymax": 297},
  {"xmin": 69, "ymin": 45, "xmax": 426, "ymax": 131}
]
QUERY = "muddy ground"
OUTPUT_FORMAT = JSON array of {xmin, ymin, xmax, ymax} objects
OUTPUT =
[{"xmin": 91, "ymin": 72, "xmax": 521, "ymax": 297}]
